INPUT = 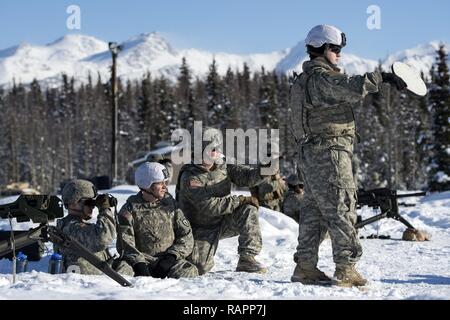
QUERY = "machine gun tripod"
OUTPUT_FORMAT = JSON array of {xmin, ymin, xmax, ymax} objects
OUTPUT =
[{"xmin": 355, "ymin": 188, "xmax": 426, "ymax": 231}]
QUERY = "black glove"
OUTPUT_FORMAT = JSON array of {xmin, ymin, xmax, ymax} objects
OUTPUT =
[
  {"xmin": 381, "ymin": 72, "xmax": 407, "ymax": 91},
  {"xmin": 95, "ymin": 194, "xmax": 118, "ymax": 209},
  {"xmin": 133, "ymin": 262, "xmax": 151, "ymax": 277},
  {"xmin": 151, "ymin": 254, "xmax": 177, "ymax": 279},
  {"xmin": 238, "ymin": 195, "xmax": 260, "ymax": 209}
]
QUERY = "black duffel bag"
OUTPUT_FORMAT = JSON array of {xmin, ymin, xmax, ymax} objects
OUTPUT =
[{"xmin": 0, "ymin": 230, "xmax": 45, "ymax": 261}]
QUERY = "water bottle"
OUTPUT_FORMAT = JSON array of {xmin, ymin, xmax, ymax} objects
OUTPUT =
[
  {"xmin": 15, "ymin": 252, "xmax": 28, "ymax": 273},
  {"xmin": 48, "ymin": 253, "xmax": 63, "ymax": 274}
]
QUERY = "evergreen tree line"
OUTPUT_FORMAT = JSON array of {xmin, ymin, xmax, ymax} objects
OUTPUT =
[{"xmin": 0, "ymin": 48, "xmax": 448, "ymax": 193}]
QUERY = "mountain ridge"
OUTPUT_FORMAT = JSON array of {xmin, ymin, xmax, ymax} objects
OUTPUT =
[{"xmin": 0, "ymin": 32, "xmax": 447, "ymax": 88}]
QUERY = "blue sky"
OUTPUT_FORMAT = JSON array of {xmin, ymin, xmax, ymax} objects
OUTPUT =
[{"xmin": 0, "ymin": 0, "xmax": 449, "ymax": 60}]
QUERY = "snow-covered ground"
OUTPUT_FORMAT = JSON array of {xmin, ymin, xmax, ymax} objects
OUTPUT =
[{"xmin": 0, "ymin": 185, "xmax": 449, "ymax": 300}]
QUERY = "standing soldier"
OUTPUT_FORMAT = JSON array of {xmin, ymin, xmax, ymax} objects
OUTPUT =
[
  {"xmin": 176, "ymin": 127, "xmax": 270, "ymax": 275},
  {"xmin": 289, "ymin": 25, "xmax": 406, "ymax": 286},
  {"xmin": 56, "ymin": 179, "xmax": 132, "ymax": 275},
  {"xmin": 117, "ymin": 162, "xmax": 198, "ymax": 279}
]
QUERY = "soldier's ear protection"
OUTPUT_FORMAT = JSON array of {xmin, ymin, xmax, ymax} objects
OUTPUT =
[
  {"xmin": 92, "ymin": 185, "xmax": 98, "ymax": 197},
  {"xmin": 341, "ymin": 33, "xmax": 346, "ymax": 47},
  {"xmin": 162, "ymin": 168, "xmax": 169, "ymax": 180}
]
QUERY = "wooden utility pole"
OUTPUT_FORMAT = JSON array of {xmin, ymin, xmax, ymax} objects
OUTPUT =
[{"xmin": 108, "ymin": 42, "xmax": 122, "ymax": 186}]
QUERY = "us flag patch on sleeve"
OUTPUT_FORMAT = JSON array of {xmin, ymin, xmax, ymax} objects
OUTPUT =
[{"xmin": 189, "ymin": 179, "xmax": 203, "ymax": 188}]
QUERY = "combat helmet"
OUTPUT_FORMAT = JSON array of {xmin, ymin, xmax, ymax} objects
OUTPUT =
[{"xmin": 62, "ymin": 179, "xmax": 97, "ymax": 208}]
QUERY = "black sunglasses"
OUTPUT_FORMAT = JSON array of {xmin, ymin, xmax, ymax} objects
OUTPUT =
[{"xmin": 328, "ymin": 45, "xmax": 342, "ymax": 54}]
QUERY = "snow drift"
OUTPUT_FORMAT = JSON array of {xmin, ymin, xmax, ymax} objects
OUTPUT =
[{"xmin": 0, "ymin": 185, "xmax": 449, "ymax": 300}]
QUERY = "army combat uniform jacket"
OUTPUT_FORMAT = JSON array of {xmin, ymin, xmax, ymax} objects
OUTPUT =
[
  {"xmin": 176, "ymin": 163, "xmax": 268, "ymax": 274},
  {"xmin": 55, "ymin": 208, "xmax": 117, "ymax": 275},
  {"xmin": 117, "ymin": 192, "xmax": 198, "ymax": 278},
  {"xmin": 289, "ymin": 56, "xmax": 382, "ymax": 267}
]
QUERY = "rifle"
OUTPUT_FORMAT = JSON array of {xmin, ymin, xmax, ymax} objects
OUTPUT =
[
  {"xmin": 356, "ymin": 188, "xmax": 426, "ymax": 231},
  {"xmin": 0, "ymin": 195, "xmax": 132, "ymax": 287}
]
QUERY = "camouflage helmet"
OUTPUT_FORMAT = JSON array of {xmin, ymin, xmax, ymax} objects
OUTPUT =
[
  {"xmin": 62, "ymin": 179, "xmax": 98, "ymax": 207},
  {"xmin": 286, "ymin": 174, "xmax": 303, "ymax": 187}
]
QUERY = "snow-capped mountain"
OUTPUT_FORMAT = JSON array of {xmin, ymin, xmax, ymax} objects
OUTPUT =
[{"xmin": 0, "ymin": 32, "xmax": 447, "ymax": 88}]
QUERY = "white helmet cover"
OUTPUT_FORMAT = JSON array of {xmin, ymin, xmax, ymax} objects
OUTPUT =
[
  {"xmin": 305, "ymin": 24, "xmax": 346, "ymax": 48},
  {"xmin": 135, "ymin": 162, "xmax": 169, "ymax": 189}
]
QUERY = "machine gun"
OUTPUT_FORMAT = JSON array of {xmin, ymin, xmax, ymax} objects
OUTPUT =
[
  {"xmin": 356, "ymin": 188, "xmax": 426, "ymax": 231},
  {"xmin": 0, "ymin": 195, "xmax": 132, "ymax": 287}
]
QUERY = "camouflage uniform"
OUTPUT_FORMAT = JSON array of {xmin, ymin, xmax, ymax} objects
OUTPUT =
[
  {"xmin": 250, "ymin": 176, "xmax": 287, "ymax": 211},
  {"xmin": 176, "ymin": 163, "xmax": 267, "ymax": 275},
  {"xmin": 55, "ymin": 208, "xmax": 132, "ymax": 275},
  {"xmin": 289, "ymin": 56, "xmax": 382, "ymax": 267},
  {"xmin": 117, "ymin": 192, "xmax": 198, "ymax": 278}
]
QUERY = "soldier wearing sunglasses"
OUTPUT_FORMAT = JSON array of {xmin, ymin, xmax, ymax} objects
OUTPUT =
[{"xmin": 289, "ymin": 25, "xmax": 406, "ymax": 287}]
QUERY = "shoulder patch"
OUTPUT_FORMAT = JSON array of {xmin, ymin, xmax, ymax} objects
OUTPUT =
[
  {"xmin": 181, "ymin": 218, "xmax": 191, "ymax": 227},
  {"xmin": 120, "ymin": 210, "xmax": 132, "ymax": 219},
  {"xmin": 189, "ymin": 179, "xmax": 203, "ymax": 188}
]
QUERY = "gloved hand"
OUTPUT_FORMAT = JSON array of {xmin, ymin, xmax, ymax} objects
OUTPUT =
[
  {"xmin": 381, "ymin": 72, "xmax": 407, "ymax": 91},
  {"xmin": 151, "ymin": 254, "xmax": 177, "ymax": 279},
  {"xmin": 238, "ymin": 195, "xmax": 260, "ymax": 209},
  {"xmin": 133, "ymin": 262, "xmax": 151, "ymax": 277},
  {"xmin": 271, "ymin": 172, "xmax": 282, "ymax": 181},
  {"xmin": 95, "ymin": 194, "xmax": 118, "ymax": 209}
]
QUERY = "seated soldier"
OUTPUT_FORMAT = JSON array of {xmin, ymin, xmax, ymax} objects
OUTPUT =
[
  {"xmin": 250, "ymin": 173, "xmax": 287, "ymax": 211},
  {"xmin": 117, "ymin": 162, "xmax": 198, "ymax": 279},
  {"xmin": 55, "ymin": 179, "xmax": 132, "ymax": 275}
]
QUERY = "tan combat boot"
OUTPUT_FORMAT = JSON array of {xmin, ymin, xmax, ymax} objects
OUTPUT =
[
  {"xmin": 236, "ymin": 254, "xmax": 268, "ymax": 274},
  {"xmin": 291, "ymin": 264, "xmax": 332, "ymax": 285},
  {"xmin": 332, "ymin": 264, "xmax": 367, "ymax": 287}
]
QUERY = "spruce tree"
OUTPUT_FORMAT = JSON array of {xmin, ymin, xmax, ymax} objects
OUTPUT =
[
  {"xmin": 176, "ymin": 57, "xmax": 195, "ymax": 129},
  {"xmin": 206, "ymin": 59, "xmax": 224, "ymax": 127},
  {"xmin": 428, "ymin": 45, "xmax": 450, "ymax": 191}
]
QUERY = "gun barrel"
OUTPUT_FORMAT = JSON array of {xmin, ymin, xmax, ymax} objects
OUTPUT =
[{"xmin": 396, "ymin": 192, "xmax": 427, "ymax": 199}]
